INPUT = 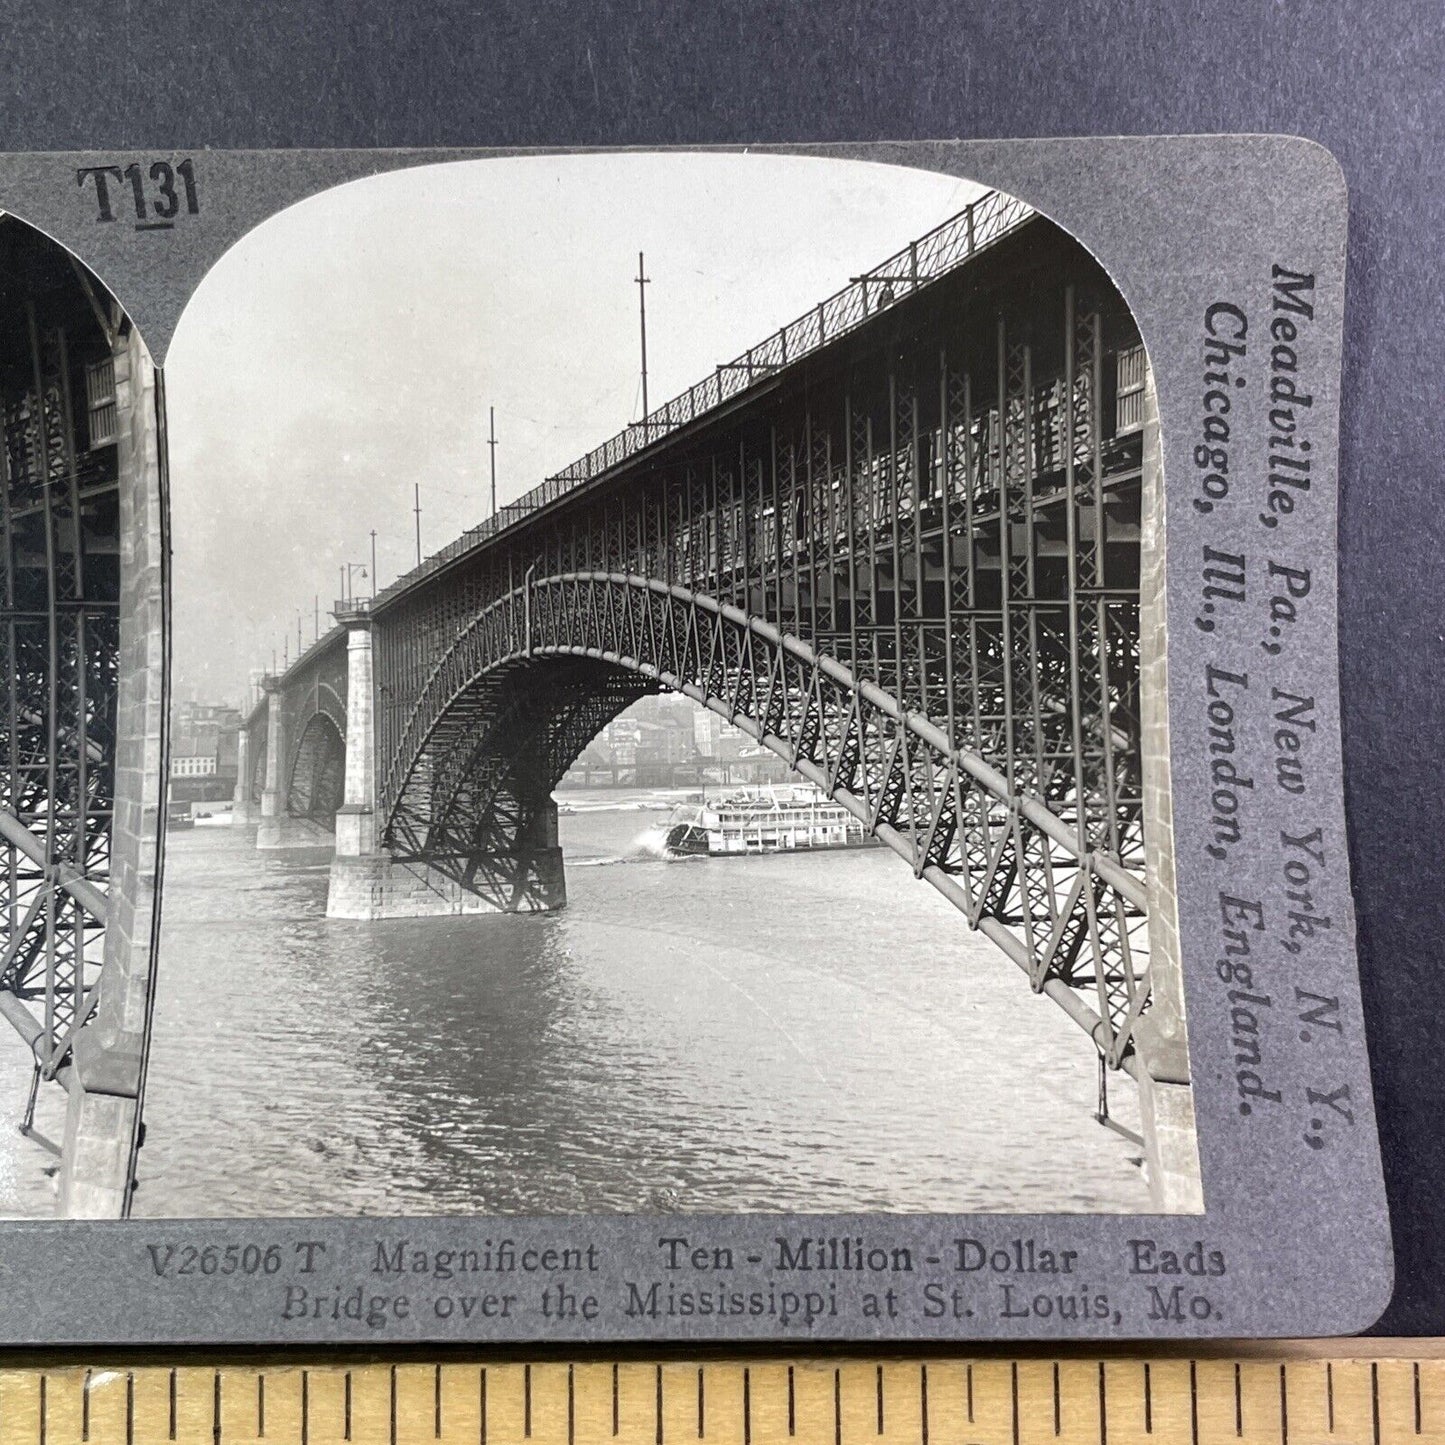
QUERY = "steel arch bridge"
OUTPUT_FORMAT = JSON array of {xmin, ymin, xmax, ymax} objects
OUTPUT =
[
  {"xmin": 393, "ymin": 570, "xmax": 1147, "ymax": 1060},
  {"xmin": 239, "ymin": 192, "xmax": 1197, "ymax": 1207}
]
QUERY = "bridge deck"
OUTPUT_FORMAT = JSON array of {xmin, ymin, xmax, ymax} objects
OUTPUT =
[{"xmin": 254, "ymin": 189, "xmax": 1043, "ymax": 706}]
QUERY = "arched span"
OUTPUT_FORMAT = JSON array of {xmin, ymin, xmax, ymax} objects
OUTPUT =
[
  {"xmin": 386, "ymin": 657, "xmax": 654, "ymax": 901},
  {"xmin": 286, "ymin": 712, "xmax": 345, "ymax": 824},
  {"xmin": 311, "ymin": 677, "xmax": 347, "ymax": 737},
  {"xmin": 382, "ymin": 571, "xmax": 1150, "ymax": 1077}
]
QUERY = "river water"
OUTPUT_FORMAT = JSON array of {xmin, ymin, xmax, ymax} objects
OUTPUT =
[{"xmin": 0, "ymin": 792, "xmax": 1148, "ymax": 1217}]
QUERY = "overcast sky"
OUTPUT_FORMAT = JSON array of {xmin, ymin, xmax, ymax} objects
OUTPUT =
[{"xmin": 163, "ymin": 153, "xmax": 985, "ymax": 707}]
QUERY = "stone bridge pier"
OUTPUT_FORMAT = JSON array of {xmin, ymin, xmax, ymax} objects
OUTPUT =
[
  {"xmin": 230, "ymin": 725, "xmax": 258, "ymax": 826},
  {"xmin": 325, "ymin": 601, "xmax": 565, "ymax": 921},
  {"xmin": 255, "ymin": 680, "xmax": 329, "ymax": 849}
]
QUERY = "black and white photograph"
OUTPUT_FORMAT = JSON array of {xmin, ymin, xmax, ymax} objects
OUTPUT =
[{"xmin": 0, "ymin": 151, "xmax": 1204, "ymax": 1223}]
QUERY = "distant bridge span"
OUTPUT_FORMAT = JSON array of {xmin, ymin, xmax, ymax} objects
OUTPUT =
[{"xmin": 239, "ymin": 193, "xmax": 1199, "ymax": 1208}]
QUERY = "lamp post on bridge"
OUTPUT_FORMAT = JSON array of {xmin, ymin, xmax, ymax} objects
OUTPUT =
[
  {"xmin": 341, "ymin": 560, "xmax": 368, "ymax": 602},
  {"xmin": 370, "ymin": 530, "xmax": 378, "ymax": 598}
]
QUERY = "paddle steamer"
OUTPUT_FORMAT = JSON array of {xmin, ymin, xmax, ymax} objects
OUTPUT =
[{"xmin": 663, "ymin": 784, "xmax": 874, "ymax": 856}]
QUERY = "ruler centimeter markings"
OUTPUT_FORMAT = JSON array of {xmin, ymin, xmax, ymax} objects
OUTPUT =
[{"xmin": 0, "ymin": 1356, "xmax": 1437, "ymax": 1445}]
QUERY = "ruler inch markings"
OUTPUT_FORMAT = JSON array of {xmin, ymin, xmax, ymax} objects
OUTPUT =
[
  {"xmin": 743, "ymin": 1364, "xmax": 789, "ymax": 1445},
  {"xmin": 611, "ymin": 1363, "xmax": 655, "ymax": 1444},
  {"xmin": 657, "ymin": 1363, "xmax": 701, "ymax": 1445},
  {"xmin": 1, "ymin": 1356, "xmax": 1443, "ymax": 1445}
]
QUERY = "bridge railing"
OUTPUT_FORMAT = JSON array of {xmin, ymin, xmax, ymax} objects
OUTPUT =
[
  {"xmin": 545, "ymin": 188, "xmax": 1032, "ymax": 488},
  {"xmin": 361, "ymin": 187, "xmax": 1035, "ymax": 616},
  {"xmin": 272, "ymin": 190, "xmax": 1033, "ymax": 684}
]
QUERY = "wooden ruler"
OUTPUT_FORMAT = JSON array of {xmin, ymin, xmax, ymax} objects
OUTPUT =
[{"xmin": 0, "ymin": 1350, "xmax": 1438, "ymax": 1445}]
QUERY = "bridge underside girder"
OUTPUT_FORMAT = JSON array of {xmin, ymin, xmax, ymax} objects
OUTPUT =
[
  {"xmin": 0, "ymin": 215, "xmax": 165, "ymax": 1218},
  {"xmin": 0, "ymin": 266, "xmax": 119, "ymax": 1113}
]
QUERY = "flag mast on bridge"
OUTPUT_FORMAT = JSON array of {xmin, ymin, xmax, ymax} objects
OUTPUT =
[
  {"xmin": 636, "ymin": 251, "xmax": 650, "ymax": 424},
  {"xmin": 488, "ymin": 405, "xmax": 498, "ymax": 519}
]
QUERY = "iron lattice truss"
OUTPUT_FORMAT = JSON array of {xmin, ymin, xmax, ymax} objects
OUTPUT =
[
  {"xmin": 0, "ymin": 272, "xmax": 120, "ymax": 1134},
  {"xmin": 355, "ymin": 226, "xmax": 1154, "ymax": 1077}
]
